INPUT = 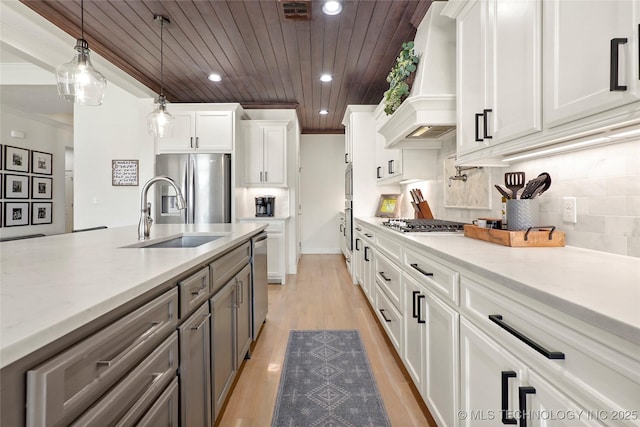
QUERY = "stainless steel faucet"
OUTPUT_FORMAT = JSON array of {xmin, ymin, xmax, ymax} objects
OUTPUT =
[{"xmin": 138, "ymin": 176, "xmax": 186, "ymax": 240}]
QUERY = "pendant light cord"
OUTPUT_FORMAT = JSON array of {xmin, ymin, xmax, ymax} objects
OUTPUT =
[
  {"xmin": 159, "ymin": 17, "xmax": 164, "ymax": 97},
  {"xmin": 81, "ymin": 0, "xmax": 84, "ymax": 40}
]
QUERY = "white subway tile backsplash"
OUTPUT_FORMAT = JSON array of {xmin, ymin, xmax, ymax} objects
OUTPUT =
[
  {"xmin": 570, "ymin": 177, "xmax": 606, "ymax": 197},
  {"xmin": 605, "ymin": 176, "xmax": 640, "ymax": 197},
  {"xmin": 587, "ymin": 233, "xmax": 628, "ymax": 256},
  {"xmin": 605, "ymin": 216, "xmax": 640, "ymax": 237},
  {"xmin": 588, "ymin": 197, "xmax": 627, "ymax": 216},
  {"xmin": 627, "ymin": 196, "xmax": 640, "ymax": 216},
  {"xmin": 628, "ymin": 237, "xmax": 640, "ymax": 257}
]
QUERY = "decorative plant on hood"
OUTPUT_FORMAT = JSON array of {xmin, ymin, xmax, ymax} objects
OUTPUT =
[{"xmin": 383, "ymin": 41, "xmax": 419, "ymax": 115}]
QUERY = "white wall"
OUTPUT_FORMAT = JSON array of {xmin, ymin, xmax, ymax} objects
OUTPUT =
[
  {"xmin": 74, "ymin": 84, "xmax": 155, "ymax": 230},
  {"xmin": 400, "ymin": 138, "xmax": 640, "ymax": 257},
  {"xmin": 0, "ymin": 108, "xmax": 70, "ymax": 238},
  {"xmin": 300, "ymin": 134, "xmax": 344, "ymax": 253}
]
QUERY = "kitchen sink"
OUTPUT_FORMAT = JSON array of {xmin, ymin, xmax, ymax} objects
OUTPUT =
[{"xmin": 123, "ymin": 233, "xmax": 229, "ymax": 248}]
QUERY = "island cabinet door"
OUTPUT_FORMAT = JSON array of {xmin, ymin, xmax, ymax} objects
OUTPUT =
[
  {"xmin": 178, "ymin": 303, "xmax": 212, "ymax": 427},
  {"xmin": 235, "ymin": 264, "xmax": 253, "ymax": 367},
  {"xmin": 210, "ymin": 279, "xmax": 238, "ymax": 421},
  {"xmin": 135, "ymin": 378, "xmax": 179, "ymax": 427}
]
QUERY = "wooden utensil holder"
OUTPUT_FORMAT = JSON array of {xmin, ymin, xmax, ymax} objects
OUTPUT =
[{"xmin": 412, "ymin": 201, "xmax": 434, "ymax": 219}]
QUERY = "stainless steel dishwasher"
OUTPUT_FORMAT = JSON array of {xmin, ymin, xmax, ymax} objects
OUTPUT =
[{"xmin": 251, "ymin": 232, "xmax": 268, "ymax": 340}]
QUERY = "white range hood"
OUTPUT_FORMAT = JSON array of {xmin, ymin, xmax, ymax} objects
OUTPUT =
[{"xmin": 377, "ymin": 1, "xmax": 456, "ymax": 149}]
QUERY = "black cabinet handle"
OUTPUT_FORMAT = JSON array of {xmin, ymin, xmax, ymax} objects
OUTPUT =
[
  {"xmin": 364, "ymin": 233, "xmax": 373, "ymax": 238},
  {"xmin": 355, "ymin": 227, "xmax": 362, "ymax": 232},
  {"xmin": 364, "ymin": 246, "xmax": 370, "ymax": 262},
  {"xmin": 339, "ymin": 224, "xmax": 344, "ymax": 233},
  {"xmin": 377, "ymin": 166, "xmax": 382, "ymax": 179},
  {"xmin": 483, "ymin": 109, "xmax": 493, "ymax": 139},
  {"xmin": 379, "ymin": 272, "xmax": 391, "ymax": 282},
  {"xmin": 388, "ymin": 159, "xmax": 395, "ymax": 175},
  {"xmin": 475, "ymin": 113, "xmax": 483, "ymax": 141},
  {"xmin": 501, "ymin": 371, "xmax": 517, "ymax": 425},
  {"xmin": 417, "ymin": 294, "xmax": 425, "ymax": 324},
  {"xmin": 379, "ymin": 309, "xmax": 391, "ymax": 322},
  {"xmin": 489, "ymin": 315, "xmax": 565, "ymax": 359},
  {"xmin": 355, "ymin": 238, "xmax": 361, "ymax": 251},
  {"xmin": 518, "ymin": 386, "xmax": 536, "ymax": 427},
  {"xmin": 345, "ymin": 153, "xmax": 349, "ymax": 163},
  {"xmin": 410, "ymin": 263, "xmax": 434, "ymax": 277},
  {"xmin": 412, "ymin": 291, "xmax": 420, "ymax": 319},
  {"xmin": 610, "ymin": 37, "xmax": 628, "ymax": 91}
]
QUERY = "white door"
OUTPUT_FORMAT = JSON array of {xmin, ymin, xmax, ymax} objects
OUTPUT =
[
  {"xmin": 457, "ymin": 0, "xmax": 488, "ymax": 155},
  {"xmin": 155, "ymin": 111, "xmax": 195, "ymax": 152},
  {"xmin": 403, "ymin": 274, "xmax": 425, "ymax": 396},
  {"xmin": 460, "ymin": 317, "xmax": 526, "ymax": 427},
  {"xmin": 196, "ymin": 111, "xmax": 233, "ymax": 151},
  {"xmin": 263, "ymin": 126, "xmax": 286, "ymax": 185},
  {"xmin": 64, "ymin": 172, "xmax": 73, "ymax": 233},
  {"xmin": 267, "ymin": 232, "xmax": 284, "ymax": 283},
  {"xmin": 543, "ymin": 0, "xmax": 640, "ymax": 127},
  {"xmin": 243, "ymin": 125, "xmax": 265, "ymax": 185}
]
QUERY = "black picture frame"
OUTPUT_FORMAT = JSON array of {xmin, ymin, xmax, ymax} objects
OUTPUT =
[
  {"xmin": 4, "ymin": 202, "xmax": 29, "ymax": 227},
  {"xmin": 31, "ymin": 202, "xmax": 52, "ymax": 225},
  {"xmin": 4, "ymin": 174, "xmax": 29, "ymax": 199},
  {"xmin": 32, "ymin": 176, "xmax": 53, "ymax": 199},
  {"xmin": 31, "ymin": 150, "xmax": 53, "ymax": 175},
  {"xmin": 4, "ymin": 145, "xmax": 30, "ymax": 173}
]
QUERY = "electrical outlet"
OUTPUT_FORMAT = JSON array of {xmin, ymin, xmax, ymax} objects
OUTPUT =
[{"xmin": 562, "ymin": 197, "xmax": 577, "ymax": 223}]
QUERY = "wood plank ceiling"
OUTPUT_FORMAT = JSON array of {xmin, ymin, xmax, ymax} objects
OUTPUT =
[{"xmin": 21, "ymin": 0, "xmax": 433, "ymax": 133}]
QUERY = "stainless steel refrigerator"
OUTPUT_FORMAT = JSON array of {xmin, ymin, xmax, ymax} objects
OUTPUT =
[{"xmin": 155, "ymin": 153, "xmax": 231, "ymax": 224}]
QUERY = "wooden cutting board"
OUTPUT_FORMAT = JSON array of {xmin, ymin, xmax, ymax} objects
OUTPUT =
[{"xmin": 463, "ymin": 225, "xmax": 565, "ymax": 247}]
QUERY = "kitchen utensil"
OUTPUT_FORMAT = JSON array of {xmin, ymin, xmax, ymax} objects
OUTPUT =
[
  {"xmin": 529, "ymin": 173, "xmax": 551, "ymax": 198},
  {"xmin": 494, "ymin": 184, "xmax": 512, "ymax": 199},
  {"xmin": 416, "ymin": 189, "xmax": 424, "ymax": 202},
  {"xmin": 505, "ymin": 172, "xmax": 525, "ymax": 199},
  {"xmin": 520, "ymin": 174, "xmax": 548, "ymax": 199}
]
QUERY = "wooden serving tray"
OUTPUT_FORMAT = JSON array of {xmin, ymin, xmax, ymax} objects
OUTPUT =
[{"xmin": 463, "ymin": 224, "xmax": 566, "ymax": 247}]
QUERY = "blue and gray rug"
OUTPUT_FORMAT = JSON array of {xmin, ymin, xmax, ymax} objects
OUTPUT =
[{"xmin": 271, "ymin": 330, "xmax": 391, "ymax": 427}]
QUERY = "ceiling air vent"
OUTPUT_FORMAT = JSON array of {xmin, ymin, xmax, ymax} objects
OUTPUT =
[{"xmin": 280, "ymin": 0, "xmax": 311, "ymax": 20}]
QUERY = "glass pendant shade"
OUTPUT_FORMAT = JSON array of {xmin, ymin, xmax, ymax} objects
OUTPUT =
[
  {"xmin": 56, "ymin": 39, "xmax": 106, "ymax": 106},
  {"xmin": 148, "ymin": 95, "xmax": 175, "ymax": 138}
]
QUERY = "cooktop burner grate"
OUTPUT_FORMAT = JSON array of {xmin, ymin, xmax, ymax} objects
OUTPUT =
[{"xmin": 382, "ymin": 218, "xmax": 467, "ymax": 233}]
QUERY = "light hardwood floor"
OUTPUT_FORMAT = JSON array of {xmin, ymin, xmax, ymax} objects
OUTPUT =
[{"xmin": 216, "ymin": 254, "xmax": 435, "ymax": 427}]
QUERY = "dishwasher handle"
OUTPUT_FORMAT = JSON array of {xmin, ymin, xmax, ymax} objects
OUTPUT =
[{"xmin": 253, "ymin": 232, "xmax": 268, "ymax": 246}]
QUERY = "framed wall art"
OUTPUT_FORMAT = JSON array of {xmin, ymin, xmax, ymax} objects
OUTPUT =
[
  {"xmin": 32, "ymin": 150, "xmax": 53, "ymax": 175},
  {"xmin": 31, "ymin": 202, "xmax": 52, "ymax": 225},
  {"xmin": 4, "ymin": 202, "xmax": 29, "ymax": 227},
  {"xmin": 32, "ymin": 176, "xmax": 52, "ymax": 199},
  {"xmin": 4, "ymin": 174, "xmax": 29, "ymax": 199},
  {"xmin": 375, "ymin": 194, "xmax": 403, "ymax": 218},
  {"xmin": 112, "ymin": 160, "xmax": 139, "ymax": 186},
  {"xmin": 4, "ymin": 145, "xmax": 29, "ymax": 173}
]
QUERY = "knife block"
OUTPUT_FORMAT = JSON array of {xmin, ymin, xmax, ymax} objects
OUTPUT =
[{"xmin": 412, "ymin": 200, "xmax": 434, "ymax": 219}]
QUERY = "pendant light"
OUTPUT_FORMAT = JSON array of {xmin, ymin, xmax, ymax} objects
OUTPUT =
[
  {"xmin": 55, "ymin": 0, "xmax": 107, "ymax": 106},
  {"xmin": 147, "ymin": 14, "xmax": 175, "ymax": 138}
]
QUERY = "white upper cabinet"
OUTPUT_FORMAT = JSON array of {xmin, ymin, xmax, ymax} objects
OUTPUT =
[
  {"xmin": 543, "ymin": 0, "xmax": 640, "ymax": 128},
  {"xmin": 242, "ymin": 121, "xmax": 288, "ymax": 187},
  {"xmin": 155, "ymin": 105, "xmax": 239, "ymax": 153},
  {"xmin": 455, "ymin": 0, "xmax": 542, "ymax": 158}
]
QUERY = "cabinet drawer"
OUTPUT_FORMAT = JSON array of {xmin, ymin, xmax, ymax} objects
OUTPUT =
[
  {"xmin": 375, "ymin": 252, "xmax": 402, "ymax": 312},
  {"xmin": 404, "ymin": 247, "xmax": 459, "ymax": 304},
  {"xmin": 358, "ymin": 226, "xmax": 375, "ymax": 245},
  {"xmin": 376, "ymin": 232, "xmax": 402, "ymax": 263},
  {"xmin": 210, "ymin": 241, "xmax": 250, "ymax": 293},
  {"xmin": 26, "ymin": 288, "xmax": 178, "ymax": 427},
  {"xmin": 375, "ymin": 282, "xmax": 402, "ymax": 352},
  {"xmin": 136, "ymin": 377, "xmax": 179, "ymax": 427},
  {"xmin": 178, "ymin": 267, "xmax": 210, "ymax": 318},
  {"xmin": 461, "ymin": 276, "xmax": 640, "ymax": 420},
  {"xmin": 70, "ymin": 332, "xmax": 179, "ymax": 426},
  {"xmin": 265, "ymin": 221, "xmax": 284, "ymax": 233}
]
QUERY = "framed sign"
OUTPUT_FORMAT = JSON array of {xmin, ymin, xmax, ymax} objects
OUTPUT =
[
  {"xmin": 5, "ymin": 174, "xmax": 29, "ymax": 199},
  {"xmin": 112, "ymin": 160, "xmax": 139, "ymax": 186},
  {"xmin": 32, "ymin": 202, "xmax": 53, "ymax": 225},
  {"xmin": 375, "ymin": 194, "xmax": 402, "ymax": 218},
  {"xmin": 32, "ymin": 150, "xmax": 53, "ymax": 175},
  {"xmin": 5, "ymin": 202, "xmax": 29, "ymax": 227},
  {"xmin": 5, "ymin": 146, "xmax": 29, "ymax": 173},
  {"xmin": 32, "ymin": 176, "xmax": 53, "ymax": 199}
]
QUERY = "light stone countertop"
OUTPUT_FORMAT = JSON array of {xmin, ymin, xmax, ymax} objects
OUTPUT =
[
  {"xmin": 0, "ymin": 223, "xmax": 266, "ymax": 369},
  {"xmin": 356, "ymin": 217, "xmax": 640, "ymax": 344}
]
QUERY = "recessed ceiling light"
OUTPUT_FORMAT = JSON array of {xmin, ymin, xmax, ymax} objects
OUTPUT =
[
  {"xmin": 208, "ymin": 73, "xmax": 222, "ymax": 82},
  {"xmin": 322, "ymin": 1, "xmax": 342, "ymax": 15},
  {"xmin": 320, "ymin": 74, "xmax": 333, "ymax": 82},
  {"xmin": 319, "ymin": 110, "xmax": 329, "ymax": 115}
]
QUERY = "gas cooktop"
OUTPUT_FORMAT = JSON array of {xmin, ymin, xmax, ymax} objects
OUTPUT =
[{"xmin": 382, "ymin": 219, "xmax": 467, "ymax": 233}]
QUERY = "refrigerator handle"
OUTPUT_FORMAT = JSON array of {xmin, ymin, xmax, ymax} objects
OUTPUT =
[{"xmin": 189, "ymin": 156, "xmax": 196, "ymax": 224}]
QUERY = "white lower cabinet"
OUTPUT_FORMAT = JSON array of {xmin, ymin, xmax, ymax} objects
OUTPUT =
[
  {"xmin": 460, "ymin": 318, "xmax": 604, "ymax": 427},
  {"xmin": 403, "ymin": 273, "xmax": 459, "ymax": 427}
]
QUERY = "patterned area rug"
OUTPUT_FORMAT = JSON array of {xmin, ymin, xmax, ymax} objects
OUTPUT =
[{"xmin": 271, "ymin": 330, "xmax": 391, "ymax": 427}]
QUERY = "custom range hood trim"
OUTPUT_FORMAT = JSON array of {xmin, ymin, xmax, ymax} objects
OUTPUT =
[{"xmin": 377, "ymin": 1, "xmax": 456, "ymax": 149}]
